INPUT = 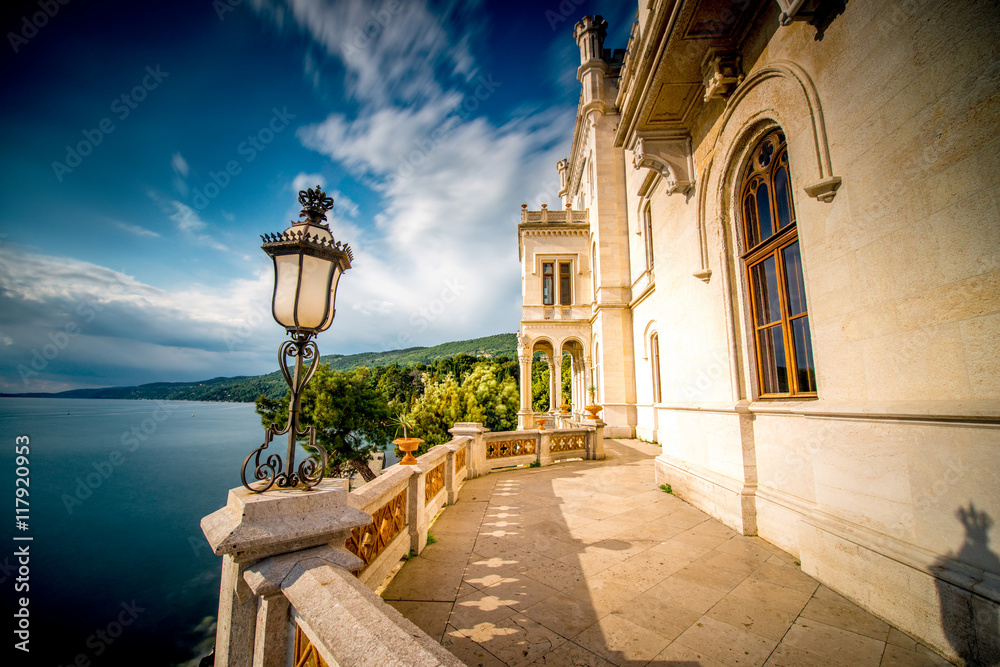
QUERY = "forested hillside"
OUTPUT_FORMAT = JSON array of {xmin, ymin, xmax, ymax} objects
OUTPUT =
[{"xmin": 0, "ymin": 334, "xmax": 518, "ymax": 402}]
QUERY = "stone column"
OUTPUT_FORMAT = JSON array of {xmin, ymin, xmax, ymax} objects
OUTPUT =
[
  {"xmin": 448, "ymin": 422, "xmax": 488, "ymax": 479},
  {"xmin": 547, "ymin": 359, "xmax": 557, "ymax": 412},
  {"xmin": 201, "ymin": 481, "xmax": 370, "ymax": 667},
  {"xmin": 517, "ymin": 353, "xmax": 533, "ymax": 429},
  {"xmin": 584, "ymin": 356, "xmax": 593, "ymax": 406},
  {"xmin": 252, "ymin": 594, "xmax": 289, "ymax": 667},
  {"xmin": 572, "ymin": 357, "xmax": 583, "ymax": 415}
]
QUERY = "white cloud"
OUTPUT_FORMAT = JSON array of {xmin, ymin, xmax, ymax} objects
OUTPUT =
[
  {"xmin": 291, "ymin": 172, "xmax": 326, "ymax": 193},
  {"xmin": 169, "ymin": 201, "xmax": 206, "ymax": 233},
  {"xmin": 171, "ymin": 152, "xmax": 190, "ymax": 178},
  {"xmin": 251, "ymin": 0, "xmax": 474, "ymax": 107},
  {"xmin": 0, "ymin": 243, "xmax": 283, "ymax": 391},
  {"xmin": 251, "ymin": 0, "xmax": 575, "ymax": 355},
  {"xmin": 331, "ymin": 190, "xmax": 359, "ymax": 217},
  {"xmin": 110, "ymin": 219, "xmax": 160, "ymax": 238}
]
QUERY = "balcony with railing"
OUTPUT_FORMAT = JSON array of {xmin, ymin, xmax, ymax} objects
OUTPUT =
[{"xmin": 201, "ymin": 421, "xmax": 951, "ymax": 667}]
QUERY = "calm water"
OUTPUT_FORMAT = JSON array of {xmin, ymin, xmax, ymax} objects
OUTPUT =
[{"xmin": 1, "ymin": 398, "xmax": 263, "ymax": 666}]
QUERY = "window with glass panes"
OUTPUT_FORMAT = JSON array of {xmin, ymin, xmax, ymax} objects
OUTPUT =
[
  {"xmin": 559, "ymin": 262, "xmax": 572, "ymax": 305},
  {"xmin": 643, "ymin": 205, "xmax": 654, "ymax": 270},
  {"xmin": 542, "ymin": 262, "xmax": 555, "ymax": 305},
  {"xmin": 542, "ymin": 260, "xmax": 573, "ymax": 306},
  {"xmin": 739, "ymin": 130, "xmax": 817, "ymax": 397}
]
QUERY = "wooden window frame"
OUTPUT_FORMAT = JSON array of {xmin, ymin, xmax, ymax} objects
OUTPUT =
[
  {"xmin": 740, "ymin": 130, "xmax": 817, "ymax": 399},
  {"xmin": 559, "ymin": 261, "xmax": 572, "ymax": 306},
  {"xmin": 643, "ymin": 204, "xmax": 654, "ymax": 270},
  {"xmin": 542, "ymin": 261, "xmax": 554, "ymax": 306}
]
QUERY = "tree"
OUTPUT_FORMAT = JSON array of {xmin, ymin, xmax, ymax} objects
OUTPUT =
[
  {"xmin": 408, "ymin": 362, "xmax": 519, "ymax": 449},
  {"xmin": 255, "ymin": 364, "xmax": 392, "ymax": 483}
]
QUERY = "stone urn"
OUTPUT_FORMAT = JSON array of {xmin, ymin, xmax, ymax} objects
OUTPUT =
[
  {"xmin": 536, "ymin": 417, "xmax": 550, "ymax": 431},
  {"xmin": 584, "ymin": 405, "xmax": 603, "ymax": 420},
  {"xmin": 559, "ymin": 404, "xmax": 571, "ymax": 413},
  {"xmin": 393, "ymin": 437, "xmax": 423, "ymax": 465}
]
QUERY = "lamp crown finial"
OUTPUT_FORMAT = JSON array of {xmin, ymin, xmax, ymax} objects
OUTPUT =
[{"xmin": 297, "ymin": 185, "xmax": 334, "ymax": 225}]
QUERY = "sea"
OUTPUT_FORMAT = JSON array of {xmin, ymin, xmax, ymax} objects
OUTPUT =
[{"xmin": 1, "ymin": 397, "xmax": 278, "ymax": 666}]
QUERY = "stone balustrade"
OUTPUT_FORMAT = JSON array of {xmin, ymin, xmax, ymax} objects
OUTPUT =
[{"xmin": 200, "ymin": 419, "xmax": 604, "ymax": 666}]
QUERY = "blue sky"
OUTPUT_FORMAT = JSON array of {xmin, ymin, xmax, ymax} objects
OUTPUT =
[{"xmin": 0, "ymin": 0, "xmax": 634, "ymax": 392}]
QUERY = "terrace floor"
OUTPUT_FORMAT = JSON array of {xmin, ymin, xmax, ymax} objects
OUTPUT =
[{"xmin": 382, "ymin": 439, "xmax": 953, "ymax": 667}]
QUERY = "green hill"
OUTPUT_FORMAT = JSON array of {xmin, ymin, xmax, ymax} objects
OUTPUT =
[
  {"xmin": 0, "ymin": 333, "xmax": 518, "ymax": 403},
  {"xmin": 320, "ymin": 333, "xmax": 517, "ymax": 371}
]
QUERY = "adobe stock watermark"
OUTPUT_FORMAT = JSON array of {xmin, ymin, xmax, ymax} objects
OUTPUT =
[
  {"xmin": 341, "ymin": 0, "xmax": 410, "ymax": 57},
  {"xmin": 61, "ymin": 402, "xmax": 175, "ymax": 514},
  {"xmin": 223, "ymin": 301, "xmax": 270, "ymax": 351},
  {"xmin": 51, "ymin": 65, "xmax": 170, "ymax": 182},
  {"xmin": 17, "ymin": 272, "xmax": 132, "ymax": 385},
  {"xmin": 374, "ymin": 278, "xmax": 468, "ymax": 352},
  {"xmin": 213, "ymin": 0, "xmax": 243, "ymax": 21},
  {"xmin": 191, "ymin": 107, "xmax": 295, "ymax": 210},
  {"xmin": 543, "ymin": 0, "xmax": 588, "ymax": 31},
  {"xmin": 410, "ymin": 278, "xmax": 466, "ymax": 334},
  {"xmin": 395, "ymin": 75, "xmax": 501, "ymax": 180},
  {"xmin": 7, "ymin": 0, "xmax": 72, "ymax": 54},
  {"xmin": 55, "ymin": 600, "xmax": 146, "ymax": 666}
]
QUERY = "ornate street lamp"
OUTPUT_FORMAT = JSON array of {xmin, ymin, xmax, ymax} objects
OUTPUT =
[{"xmin": 241, "ymin": 186, "xmax": 353, "ymax": 492}]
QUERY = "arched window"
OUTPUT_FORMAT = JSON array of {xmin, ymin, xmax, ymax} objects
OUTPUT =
[
  {"xmin": 643, "ymin": 204, "xmax": 654, "ymax": 270},
  {"xmin": 650, "ymin": 332, "xmax": 662, "ymax": 403},
  {"xmin": 740, "ymin": 129, "xmax": 816, "ymax": 397}
]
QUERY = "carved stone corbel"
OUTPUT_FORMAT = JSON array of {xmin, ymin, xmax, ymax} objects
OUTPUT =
[
  {"xmin": 631, "ymin": 135, "xmax": 695, "ymax": 195},
  {"xmin": 803, "ymin": 176, "xmax": 842, "ymax": 203},
  {"xmin": 702, "ymin": 50, "xmax": 743, "ymax": 102}
]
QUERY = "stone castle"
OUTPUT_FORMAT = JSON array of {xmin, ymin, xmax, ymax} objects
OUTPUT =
[{"xmin": 516, "ymin": 0, "xmax": 999, "ymax": 660}]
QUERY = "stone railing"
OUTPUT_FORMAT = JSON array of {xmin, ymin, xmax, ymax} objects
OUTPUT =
[{"xmin": 200, "ymin": 420, "xmax": 602, "ymax": 666}]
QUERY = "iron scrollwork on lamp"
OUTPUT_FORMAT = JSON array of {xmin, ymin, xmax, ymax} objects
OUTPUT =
[{"xmin": 241, "ymin": 186, "xmax": 353, "ymax": 492}]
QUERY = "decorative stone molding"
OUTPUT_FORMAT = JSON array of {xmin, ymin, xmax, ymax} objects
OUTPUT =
[
  {"xmin": 631, "ymin": 135, "xmax": 695, "ymax": 195},
  {"xmin": 775, "ymin": 0, "xmax": 810, "ymax": 25},
  {"xmin": 702, "ymin": 50, "xmax": 743, "ymax": 102},
  {"xmin": 717, "ymin": 61, "xmax": 842, "ymax": 203},
  {"xmin": 803, "ymin": 176, "xmax": 842, "ymax": 203}
]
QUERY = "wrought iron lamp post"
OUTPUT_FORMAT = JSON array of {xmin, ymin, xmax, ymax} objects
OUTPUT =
[{"xmin": 241, "ymin": 186, "xmax": 353, "ymax": 492}]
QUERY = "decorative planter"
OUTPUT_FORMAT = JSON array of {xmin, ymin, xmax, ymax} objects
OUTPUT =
[
  {"xmin": 535, "ymin": 417, "xmax": 549, "ymax": 431},
  {"xmin": 584, "ymin": 405, "xmax": 603, "ymax": 420},
  {"xmin": 559, "ymin": 404, "xmax": 571, "ymax": 413},
  {"xmin": 393, "ymin": 438, "xmax": 423, "ymax": 465}
]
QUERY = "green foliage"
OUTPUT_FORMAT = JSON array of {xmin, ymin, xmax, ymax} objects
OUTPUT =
[
  {"xmin": 426, "ymin": 533, "xmax": 437, "ymax": 546},
  {"xmin": 531, "ymin": 357, "xmax": 549, "ymax": 413},
  {"xmin": 530, "ymin": 354, "xmax": 574, "ymax": 412},
  {"xmin": 660, "ymin": 483, "xmax": 674, "ymax": 495},
  {"xmin": 320, "ymin": 334, "xmax": 518, "ymax": 372},
  {"xmin": 408, "ymin": 362, "xmax": 519, "ymax": 452},
  {"xmin": 256, "ymin": 364, "xmax": 393, "ymax": 481},
  {"xmin": 528, "ymin": 460, "xmax": 541, "ymax": 468}
]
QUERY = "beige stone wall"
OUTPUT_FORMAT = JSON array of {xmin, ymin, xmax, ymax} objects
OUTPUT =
[
  {"xmin": 528, "ymin": 1, "xmax": 998, "ymax": 657},
  {"xmin": 635, "ymin": 0, "xmax": 999, "ymax": 661}
]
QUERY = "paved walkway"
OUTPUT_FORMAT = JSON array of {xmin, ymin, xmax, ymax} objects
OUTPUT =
[{"xmin": 382, "ymin": 439, "xmax": 952, "ymax": 667}]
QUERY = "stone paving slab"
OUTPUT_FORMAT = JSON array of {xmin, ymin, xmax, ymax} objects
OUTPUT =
[{"xmin": 382, "ymin": 439, "xmax": 954, "ymax": 667}]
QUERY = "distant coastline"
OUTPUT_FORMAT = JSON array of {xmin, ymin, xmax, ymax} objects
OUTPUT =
[{"xmin": 1, "ymin": 333, "xmax": 517, "ymax": 403}]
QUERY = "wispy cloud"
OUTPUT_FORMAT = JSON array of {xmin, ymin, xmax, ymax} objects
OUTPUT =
[
  {"xmin": 110, "ymin": 219, "xmax": 160, "ymax": 238},
  {"xmin": 291, "ymin": 172, "xmax": 326, "ymax": 193},
  {"xmin": 256, "ymin": 0, "xmax": 573, "ymax": 353},
  {"xmin": 169, "ymin": 201, "xmax": 206, "ymax": 233},
  {"xmin": 171, "ymin": 152, "xmax": 190, "ymax": 178},
  {"xmin": 253, "ymin": 0, "xmax": 475, "ymax": 107},
  {"xmin": 0, "ymin": 243, "xmax": 280, "ymax": 391}
]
